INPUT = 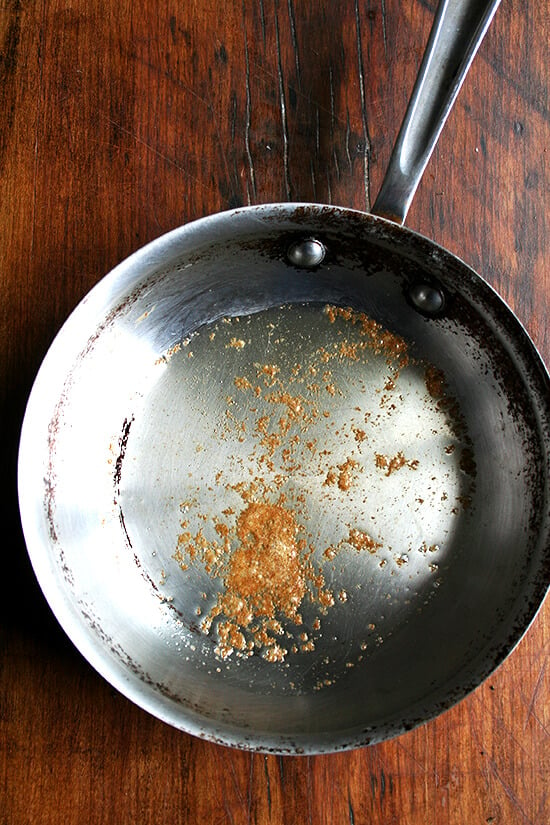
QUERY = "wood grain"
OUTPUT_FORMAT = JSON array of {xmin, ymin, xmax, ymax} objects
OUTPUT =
[{"xmin": 1, "ymin": 1, "xmax": 548, "ymax": 823}]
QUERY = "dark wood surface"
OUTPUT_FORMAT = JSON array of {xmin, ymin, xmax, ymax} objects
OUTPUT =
[{"xmin": 1, "ymin": 1, "xmax": 548, "ymax": 822}]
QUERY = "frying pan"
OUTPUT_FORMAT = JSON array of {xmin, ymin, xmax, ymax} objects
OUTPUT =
[{"xmin": 18, "ymin": 0, "xmax": 550, "ymax": 754}]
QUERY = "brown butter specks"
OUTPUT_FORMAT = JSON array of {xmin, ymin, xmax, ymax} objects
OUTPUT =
[{"xmin": 170, "ymin": 304, "xmax": 475, "ymax": 663}]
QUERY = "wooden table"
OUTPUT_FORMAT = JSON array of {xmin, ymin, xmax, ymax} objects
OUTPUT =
[{"xmin": 1, "ymin": 1, "xmax": 548, "ymax": 822}]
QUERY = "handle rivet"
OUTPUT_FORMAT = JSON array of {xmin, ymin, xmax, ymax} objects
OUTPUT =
[
  {"xmin": 408, "ymin": 282, "xmax": 445, "ymax": 315},
  {"xmin": 287, "ymin": 238, "xmax": 326, "ymax": 268}
]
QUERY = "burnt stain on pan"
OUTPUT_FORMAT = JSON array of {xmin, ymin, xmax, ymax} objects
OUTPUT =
[
  {"xmin": 43, "ymin": 269, "xmax": 171, "ymax": 590},
  {"xmin": 444, "ymin": 270, "xmax": 550, "ymax": 533},
  {"xmin": 112, "ymin": 415, "xmax": 157, "ymax": 589},
  {"xmin": 77, "ymin": 603, "xmax": 204, "ymax": 711},
  {"xmin": 111, "ymin": 414, "xmax": 197, "ymax": 630},
  {"xmin": 438, "ymin": 261, "xmax": 550, "ymax": 630},
  {"xmin": 44, "ymin": 388, "xmax": 74, "ymax": 586},
  {"xmin": 113, "ymin": 415, "xmax": 134, "ymax": 497},
  {"xmin": 113, "ymin": 441, "xmax": 144, "ymax": 586}
]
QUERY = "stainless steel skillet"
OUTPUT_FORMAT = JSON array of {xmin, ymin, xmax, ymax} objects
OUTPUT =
[{"xmin": 18, "ymin": 0, "xmax": 550, "ymax": 754}]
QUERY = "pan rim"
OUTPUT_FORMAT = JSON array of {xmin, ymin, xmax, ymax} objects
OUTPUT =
[{"xmin": 17, "ymin": 201, "xmax": 550, "ymax": 754}]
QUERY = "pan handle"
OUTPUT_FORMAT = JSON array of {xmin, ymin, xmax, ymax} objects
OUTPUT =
[{"xmin": 371, "ymin": 0, "xmax": 501, "ymax": 225}]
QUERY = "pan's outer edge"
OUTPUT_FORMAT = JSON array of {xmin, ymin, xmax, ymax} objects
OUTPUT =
[{"xmin": 17, "ymin": 203, "xmax": 550, "ymax": 754}]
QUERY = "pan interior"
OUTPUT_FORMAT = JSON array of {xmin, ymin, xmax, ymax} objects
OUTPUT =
[
  {"xmin": 20, "ymin": 206, "xmax": 550, "ymax": 750},
  {"xmin": 119, "ymin": 303, "xmax": 474, "ymax": 675}
]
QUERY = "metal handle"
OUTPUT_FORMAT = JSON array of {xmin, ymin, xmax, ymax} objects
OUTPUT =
[{"xmin": 372, "ymin": 0, "xmax": 502, "ymax": 224}]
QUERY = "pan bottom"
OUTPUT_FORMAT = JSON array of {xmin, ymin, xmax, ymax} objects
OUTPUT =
[{"xmin": 115, "ymin": 303, "xmax": 477, "ymax": 692}]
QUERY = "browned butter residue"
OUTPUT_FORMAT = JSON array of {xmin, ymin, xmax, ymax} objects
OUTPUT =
[
  {"xmin": 226, "ymin": 337, "xmax": 246, "ymax": 349},
  {"xmin": 324, "ymin": 457, "xmax": 359, "ymax": 491},
  {"xmin": 178, "ymin": 498, "xmax": 334, "ymax": 662},
  {"xmin": 208, "ymin": 502, "xmax": 305, "ymax": 660},
  {"xmin": 375, "ymin": 451, "xmax": 419, "ymax": 476},
  {"xmin": 169, "ymin": 303, "xmax": 476, "ymax": 665},
  {"xmin": 346, "ymin": 528, "xmax": 382, "ymax": 554},
  {"xmin": 325, "ymin": 304, "xmax": 409, "ymax": 373}
]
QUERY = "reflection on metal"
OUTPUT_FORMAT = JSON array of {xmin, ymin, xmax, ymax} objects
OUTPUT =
[
  {"xmin": 409, "ymin": 282, "xmax": 446, "ymax": 315},
  {"xmin": 287, "ymin": 238, "xmax": 326, "ymax": 268}
]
